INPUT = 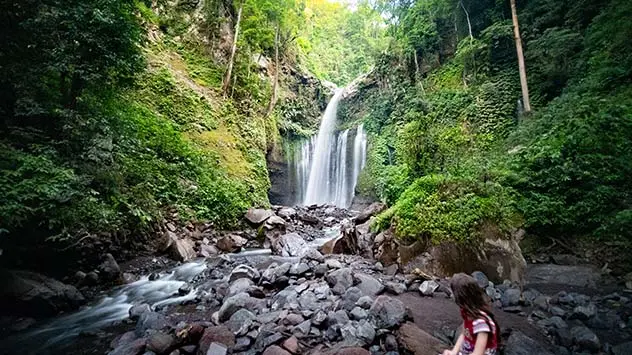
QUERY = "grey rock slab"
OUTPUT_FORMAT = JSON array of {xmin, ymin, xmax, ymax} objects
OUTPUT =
[
  {"xmin": 384, "ymin": 281, "xmax": 407, "ymax": 295},
  {"xmin": 218, "ymin": 292, "xmax": 262, "ymax": 322},
  {"xmin": 228, "ymin": 278, "xmax": 255, "ymax": 297},
  {"xmin": 570, "ymin": 325, "xmax": 601, "ymax": 352},
  {"xmin": 135, "ymin": 311, "xmax": 169, "ymax": 337},
  {"xmin": 350, "ymin": 307, "xmax": 368, "ymax": 320},
  {"xmin": 341, "ymin": 287, "xmax": 364, "ymax": 311},
  {"xmin": 356, "ymin": 296, "xmax": 373, "ymax": 309},
  {"xmin": 245, "ymin": 209, "xmax": 274, "ymax": 224},
  {"xmin": 369, "ymin": 295, "xmax": 407, "ymax": 329},
  {"xmin": 356, "ymin": 320, "xmax": 376, "ymax": 344},
  {"xmin": 227, "ymin": 309, "xmax": 256, "ymax": 335},
  {"xmin": 129, "ymin": 304, "xmax": 151, "ymax": 321},
  {"xmin": 355, "ymin": 273, "xmax": 384, "ymax": 297},
  {"xmin": 526, "ymin": 264, "xmax": 602, "ymax": 288},
  {"xmin": 206, "ymin": 342, "xmax": 228, "ymax": 355},
  {"xmin": 471, "ymin": 271, "xmax": 489, "ymax": 289},
  {"xmin": 504, "ymin": 330, "xmax": 555, "ymax": 355},
  {"xmin": 229, "ymin": 265, "xmax": 261, "ymax": 283}
]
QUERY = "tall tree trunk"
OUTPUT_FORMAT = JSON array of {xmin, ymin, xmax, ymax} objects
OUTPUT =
[
  {"xmin": 222, "ymin": 2, "xmax": 243, "ymax": 96},
  {"xmin": 266, "ymin": 25, "xmax": 280, "ymax": 117},
  {"xmin": 510, "ymin": 0, "xmax": 532, "ymax": 113}
]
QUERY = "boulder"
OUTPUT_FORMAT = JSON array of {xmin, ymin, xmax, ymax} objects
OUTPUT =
[
  {"xmin": 369, "ymin": 295, "xmax": 407, "ymax": 329},
  {"xmin": 263, "ymin": 345, "xmax": 291, "ymax": 355},
  {"xmin": 199, "ymin": 244, "xmax": 219, "ymax": 258},
  {"xmin": 216, "ymin": 234, "xmax": 247, "ymax": 253},
  {"xmin": 146, "ymin": 332, "xmax": 177, "ymax": 354},
  {"xmin": 205, "ymin": 342, "xmax": 228, "ymax": 355},
  {"xmin": 526, "ymin": 264, "xmax": 602, "ymax": 288},
  {"xmin": 501, "ymin": 288, "xmax": 521, "ymax": 307},
  {"xmin": 504, "ymin": 330, "xmax": 555, "ymax": 355},
  {"xmin": 129, "ymin": 303, "xmax": 151, "ymax": 320},
  {"xmin": 354, "ymin": 273, "xmax": 384, "ymax": 297},
  {"xmin": 108, "ymin": 338, "xmax": 146, "ymax": 355},
  {"xmin": 168, "ymin": 236, "xmax": 197, "ymax": 262},
  {"xmin": 326, "ymin": 268, "xmax": 354, "ymax": 295},
  {"xmin": 272, "ymin": 233, "xmax": 310, "ymax": 257},
  {"xmin": 0, "ymin": 270, "xmax": 85, "ymax": 317},
  {"xmin": 397, "ymin": 322, "xmax": 446, "ymax": 355},
  {"xmin": 218, "ymin": 292, "xmax": 262, "ymax": 322},
  {"xmin": 136, "ymin": 311, "xmax": 169, "ymax": 337},
  {"xmin": 570, "ymin": 325, "xmax": 601, "ymax": 352},
  {"xmin": 265, "ymin": 215, "xmax": 286, "ymax": 228},
  {"xmin": 226, "ymin": 309, "xmax": 256, "ymax": 335},
  {"xmin": 278, "ymin": 208, "xmax": 297, "ymax": 220},
  {"xmin": 403, "ymin": 236, "xmax": 526, "ymax": 283},
  {"xmin": 355, "ymin": 203, "xmax": 387, "ymax": 224},
  {"xmin": 98, "ymin": 253, "xmax": 121, "ymax": 281},
  {"xmin": 471, "ymin": 271, "xmax": 490, "ymax": 288},
  {"xmin": 282, "ymin": 336, "xmax": 299, "ymax": 354},
  {"xmin": 229, "ymin": 264, "xmax": 260, "ymax": 283},
  {"xmin": 245, "ymin": 209, "xmax": 274, "ymax": 224}
]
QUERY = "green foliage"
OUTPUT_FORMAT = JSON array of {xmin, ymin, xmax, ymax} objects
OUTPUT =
[{"xmin": 379, "ymin": 174, "xmax": 517, "ymax": 244}]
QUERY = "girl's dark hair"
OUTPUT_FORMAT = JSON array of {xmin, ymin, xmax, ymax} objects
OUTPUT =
[{"xmin": 450, "ymin": 273, "xmax": 501, "ymax": 346}]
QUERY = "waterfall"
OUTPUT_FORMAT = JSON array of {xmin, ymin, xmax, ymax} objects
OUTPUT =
[
  {"xmin": 290, "ymin": 136, "xmax": 315, "ymax": 205},
  {"xmin": 299, "ymin": 89, "xmax": 367, "ymax": 208}
]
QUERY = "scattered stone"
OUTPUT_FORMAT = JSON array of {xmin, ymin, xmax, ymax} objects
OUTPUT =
[
  {"xmin": 234, "ymin": 337, "xmax": 251, "ymax": 352},
  {"xmin": 356, "ymin": 296, "xmax": 373, "ymax": 309},
  {"xmin": 293, "ymin": 320, "xmax": 311, "ymax": 337},
  {"xmin": 218, "ymin": 292, "xmax": 262, "ymax": 322},
  {"xmin": 356, "ymin": 320, "xmax": 376, "ymax": 344},
  {"xmin": 135, "ymin": 312, "xmax": 169, "ymax": 336},
  {"xmin": 278, "ymin": 208, "xmax": 297, "ymax": 220},
  {"xmin": 341, "ymin": 287, "xmax": 364, "ymax": 311},
  {"xmin": 311, "ymin": 311, "xmax": 327, "ymax": 326},
  {"xmin": 326, "ymin": 268, "xmax": 353, "ymax": 295},
  {"xmin": 283, "ymin": 313, "xmax": 305, "ymax": 326},
  {"xmin": 355, "ymin": 203, "xmax": 387, "ymax": 224},
  {"xmin": 369, "ymin": 296, "xmax": 407, "ymax": 329},
  {"xmin": 419, "ymin": 280, "xmax": 439, "ymax": 296},
  {"xmin": 266, "ymin": 215, "xmax": 286, "ymax": 227},
  {"xmin": 289, "ymin": 263, "xmax": 310, "ymax": 276},
  {"xmin": 273, "ymin": 233, "xmax": 310, "ymax": 257},
  {"xmin": 108, "ymin": 338, "xmax": 146, "ymax": 355},
  {"xmin": 326, "ymin": 259, "xmax": 343, "ymax": 269},
  {"xmin": 569, "ymin": 303, "xmax": 597, "ymax": 320},
  {"xmin": 384, "ymin": 334, "xmax": 398, "ymax": 351},
  {"xmin": 226, "ymin": 309, "xmax": 256, "ymax": 335}
]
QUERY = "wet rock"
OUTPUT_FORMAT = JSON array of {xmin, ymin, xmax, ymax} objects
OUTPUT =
[
  {"xmin": 355, "ymin": 203, "xmax": 387, "ymax": 224},
  {"xmin": 198, "ymin": 326, "xmax": 235, "ymax": 354},
  {"xmin": 108, "ymin": 338, "xmax": 146, "ymax": 355},
  {"xmin": 273, "ymin": 233, "xmax": 309, "ymax": 257},
  {"xmin": 111, "ymin": 331, "xmax": 138, "ymax": 349},
  {"xmin": 218, "ymin": 292, "xmax": 262, "ymax": 322},
  {"xmin": 147, "ymin": 332, "xmax": 177, "ymax": 354},
  {"xmin": 129, "ymin": 304, "xmax": 151, "ymax": 320},
  {"xmin": 471, "ymin": 271, "xmax": 489, "ymax": 289},
  {"xmin": 419, "ymin": 280, "xmax": 439, "ymax": 296},
  {"xmin": 229, "ymin": 265, "xmax": 260, "ymax": 283},
  {"xmin": 136, "ymin": 311, "xmax": 169, "ymax": 336},
  {"xmin": 217, "ymin": 234, "xmax": 247, "ymax": 253},
  {"xmin": 384, "ymin": 281, "xmax": 407, "ymax": 295},
  {"xmin": 570, "ymin": 325, "xmax": 600, "ymax": 352},
  {"xmin": 397, "ymin": 322, "xmax": 445, "ymax": 355},
  {"xmin": 226, "ymin": 309, "xmax": 255, "ymax": 335},
  {"xmin": 245, "ymin": 209, "xmax": 274, "ymax": 224},
  {"xmin": 385, "ymin": 334, "xmax": 398, "ymax": 351},
  {"xmin": 502, "ymin": 288, "xmax": 522, "ymax": 307},
  {"xmin": 0, "ymin": 270, "xmax": 85, "ymax": 317},
  {"xmin": 98, "ymin": 254, "xmax": 121, "ymax": 281},
  {"xmin": 369, "ymin": 296, "xmax": 407, "ymax": 329},
  {"xmin": 263, "ymin": 345, "xmax": 291, "ymax": 355},
  {"xmin": 355, "ymin": 273, "xmax": 384, "ymax": 297},
  {"xmin": 303, "ymin": 248, "xmax": 325, "ymax": 263},
  {"xmin": 282, "ymin": 336, "xmax": 299, "ymax": 354},
  {"xmin": 504, "ymin": 330, "xmax": 555, "ymax": 355}
]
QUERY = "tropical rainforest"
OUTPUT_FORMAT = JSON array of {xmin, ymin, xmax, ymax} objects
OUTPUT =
[{"xmin": 1, "ymin": 0, "xmax": 631, "ymax": 270}]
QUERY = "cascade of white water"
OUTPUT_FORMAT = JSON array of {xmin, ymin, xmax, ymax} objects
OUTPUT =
[
  {"xmin": 304, "ymin": 89, "xmax": 344, "ymax": 205},
  {"xmin": 352, "ymin": 123, "xmax": 367, "ymax": 193},
  {"xmin": 292, "ymin": 136, "xmax": 314, "ymax": 205},
  {"xmin": 333, "ymin": 129, "xmax": 349, "ymax": 207}
]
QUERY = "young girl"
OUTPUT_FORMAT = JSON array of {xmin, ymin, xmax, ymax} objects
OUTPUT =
[{"xmin": 442, "ymin": 273, "xmax": 500, "ymax": 355}]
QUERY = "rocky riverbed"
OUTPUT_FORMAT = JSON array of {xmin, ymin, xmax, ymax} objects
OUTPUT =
[{"xmin": 1, "ymin": 205, "xmax": 632, "ymax": 355}]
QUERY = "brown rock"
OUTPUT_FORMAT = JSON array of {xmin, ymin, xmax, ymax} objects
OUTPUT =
[
  {"xmin": 166, "ymin": 232, "xmax": 196, "ymax": 262},
  {"xmin": 263, "ymin": 345, "xmax": 291, "ymax": 355},
  {"xmin": 245, "ymin": 208, "xmax": 274, "ymax": 224},
  {"xmin": 399, "ymin": 241, "xmax": 425, "ymax": 266},
  {"xmin": 197, "ymin": 326, "xmax": 234, "ymax": 355},
  {"xmin": 355, "ymin": 202, "xmax": 387, "ymax": 224},
  {"xmin": 216, "ymin": 234, "xmax": 247, "ymax": 253},
  {"xmin": 397, "ymin": 322, "xmax": 446, "ymax": 355},
  {"xmin": 282, "ymin": 336, "xmax": 299, "ymax": 354}
]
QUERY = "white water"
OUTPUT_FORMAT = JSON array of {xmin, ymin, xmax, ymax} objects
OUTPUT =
[
  {"xmin": 301, "ymin": 90, "xmax": 367, "ymax": 208},
  {"xmin": 290, "ymin": 136, "xmax": 316, "ymax": 205}
]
